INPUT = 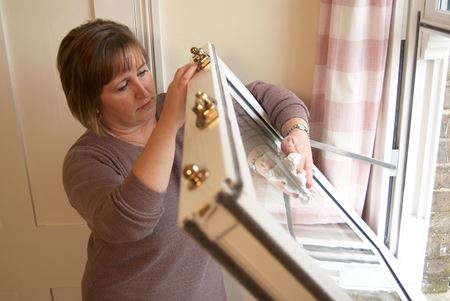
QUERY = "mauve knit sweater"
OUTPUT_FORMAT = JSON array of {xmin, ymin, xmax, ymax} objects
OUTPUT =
[{"xmin": 63, "ymin": 81, "xmax": 309, "ymax": 301}]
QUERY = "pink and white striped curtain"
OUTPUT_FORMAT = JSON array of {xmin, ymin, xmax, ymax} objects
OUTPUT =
[{"xmin": 310, "ymin": 0, "xmax": 392, "ymax": 216}]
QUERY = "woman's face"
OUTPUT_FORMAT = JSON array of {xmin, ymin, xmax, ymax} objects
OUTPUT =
[{"xmin": 99, "ymin": 55, "xmax": 156, "ymax": 132}]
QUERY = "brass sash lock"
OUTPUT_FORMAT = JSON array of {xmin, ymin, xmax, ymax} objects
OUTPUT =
[
  {"xmin": 183, "ymin": 164, "xmax": 210, "ymax": 190},
  {"xmin": 193, "ymin": 91, "xmax": 219, "ymax": 129},
  {"xmin": 191, "ymin": 47, "xmax": 210, "ymax": 71}
]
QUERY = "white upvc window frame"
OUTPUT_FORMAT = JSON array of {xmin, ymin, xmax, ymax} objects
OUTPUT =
[
  {"xmin": 365, "ymin": 0, "xmax": 408, "ymax": 238},
  {"xmin": 178, "ymin": 42, "xmax": 426, "ymax": 300},
  {"xmin": 424, "ymin": 0, "xmax": 450, "ymax": 30},
  {"xmin": 397, "ymin": 26, "xmax": 450, "ymax": 286},
  {"xmin": 372, "ymin": 0, "xmax": 450, "ymax": 288}
]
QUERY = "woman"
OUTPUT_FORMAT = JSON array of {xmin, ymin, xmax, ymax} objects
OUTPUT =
[{"xmin": 58, "ymin": 19, "xmax": 312, "ymax": 301}]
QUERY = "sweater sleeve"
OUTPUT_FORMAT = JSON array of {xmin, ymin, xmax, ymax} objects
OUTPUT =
[
  {"xmin": 236, "ymin": 81, "xmax": 310, "ymax": 152},
  {"xmin": 245, "ymin": 80, "xmax": 310, "ymax": 131},
  {"xmin": 63, "ymin": 145, "xmax": 165, "ymax": 243}
]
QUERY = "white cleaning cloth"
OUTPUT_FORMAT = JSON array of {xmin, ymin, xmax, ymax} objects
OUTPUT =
[{"xmin": 264, "ymin": 152, "xmax": 311, "ymax": 204}]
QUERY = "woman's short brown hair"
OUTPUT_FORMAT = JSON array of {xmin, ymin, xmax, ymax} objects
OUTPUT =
[{"xmin": 57, "ymin": 19, "xmax": 147, "ymax": 135}]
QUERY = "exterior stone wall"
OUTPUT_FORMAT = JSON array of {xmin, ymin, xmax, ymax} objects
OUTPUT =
[{"xmin": 422, "ymin": 60, "xmax": 450, "ymax": 293}]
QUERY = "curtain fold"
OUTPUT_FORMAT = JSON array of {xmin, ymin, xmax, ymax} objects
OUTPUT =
[{"xmin": 310, "ymin": 0, "xmax": 393, "ymax": 215}]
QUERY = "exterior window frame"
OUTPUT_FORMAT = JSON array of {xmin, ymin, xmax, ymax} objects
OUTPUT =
[
  {"xmin": 424, "ymin": 0, "xmax": 450, "ymax": 30},
  {"xmin": 371, "ymin": 0, "xmax": 450, "ymax": 288},
  {"xmin": 396, "ymin": 25, "xmax": 450, "ymax": 286}
]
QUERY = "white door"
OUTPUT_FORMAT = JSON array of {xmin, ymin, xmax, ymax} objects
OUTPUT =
[{"xmin": 0, "ymin": 1, "xmax": 155, "ymax": 300}]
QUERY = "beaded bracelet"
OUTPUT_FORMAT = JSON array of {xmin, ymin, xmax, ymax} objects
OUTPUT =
[{"xmin": 285, "ymin": 123, "xmax": 309, "ymax": 137}]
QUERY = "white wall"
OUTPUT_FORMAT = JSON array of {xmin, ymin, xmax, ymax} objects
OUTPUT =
[{"xmin": 159, "ymin": 0, "xmax": 320, "ymax": 107}]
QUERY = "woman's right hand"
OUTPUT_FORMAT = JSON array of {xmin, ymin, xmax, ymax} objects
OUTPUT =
[
  {"xmin": 160, "ymin": 63, "xmax": 197, "ymax": 130},
  {"xmin": 133, "ymin": 63, "xmax": 197, "ymax": 193}
]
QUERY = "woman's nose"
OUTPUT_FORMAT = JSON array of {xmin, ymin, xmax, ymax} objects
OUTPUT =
[{"xmin": 134, "ymin": 79, "xmax": 150, "ymax": 98}]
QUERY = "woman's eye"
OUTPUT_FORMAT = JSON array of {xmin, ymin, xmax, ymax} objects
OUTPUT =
[
  {"xmin": 138, "ymin": 69, "xmax": 148, "ymax": 77},
  {"xmin": 117, "ymin": 81, "xmax": 128, "ymax": 92}
]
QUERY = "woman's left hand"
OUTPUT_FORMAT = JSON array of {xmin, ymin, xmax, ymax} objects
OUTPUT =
[{"xmin": 280, "ymin": 130, "xmax": 313, "ymax": 188}]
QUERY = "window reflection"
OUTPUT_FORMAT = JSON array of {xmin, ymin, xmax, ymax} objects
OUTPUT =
[{"xmin": 232, "ymin": 96, "xmax": 405, "ymax": 300}]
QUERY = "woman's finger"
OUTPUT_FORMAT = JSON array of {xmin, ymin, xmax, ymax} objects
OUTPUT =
[
  {"xmin": 179, "ymin": 63, "xmax": 197, "ymax": 83},
  {"xmin": 173, "ymin": 63, "xmax": 197, "ymax": 83},
  {"xmin": 281, "ymin": 137, "xmax": 296, "ymax": 155},
  {"xmin": 295, "ymin": 155, "xmax": 306, "ymax": 174},
  {"xmin": 304, "ymin": 163, "xmax": 313, "ymax": 188}
]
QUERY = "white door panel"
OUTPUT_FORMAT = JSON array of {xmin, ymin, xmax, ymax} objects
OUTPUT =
[
  {"xmin": 1, "ymin": 0, "xmax": 90, "ymax": 225},
  {"xmin": 0, "ymin": 1, "xmax": 150, "ymax": 300},
  {"xmin": 93, "ymin": 0, "xmax": 135, "ymax": 33}
]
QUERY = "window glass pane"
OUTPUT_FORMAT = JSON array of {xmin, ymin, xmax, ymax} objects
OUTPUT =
[
  {"xmin": 231, "ymin": 91, "xmax": 407, "ymax": 300},
  {"xmin": 438, "ymin": 0, "xmax": 450, "ymax": 11}
]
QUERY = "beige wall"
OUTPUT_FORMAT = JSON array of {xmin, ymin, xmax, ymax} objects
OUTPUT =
[{"xmin": 159, "ymin": 0, "xmax": 320, "ymax": 107}]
